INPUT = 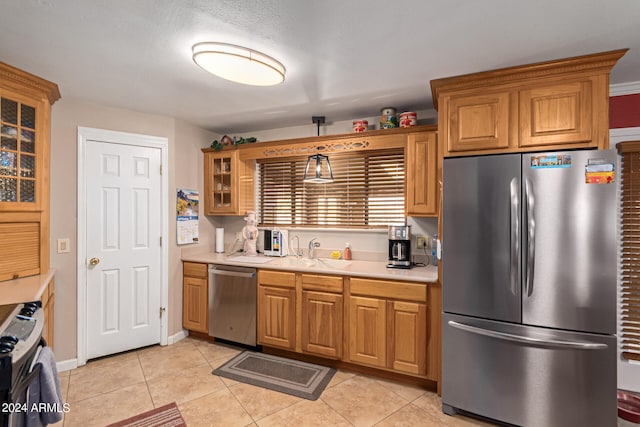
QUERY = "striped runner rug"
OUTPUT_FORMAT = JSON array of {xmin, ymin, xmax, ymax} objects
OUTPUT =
[{"xmin": 106, "ymin": 402, "xmax": 186, "ymax": 427}]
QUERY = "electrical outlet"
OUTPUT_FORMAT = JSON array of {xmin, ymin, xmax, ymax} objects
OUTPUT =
[
  {"xmin": 416, "ymin": 236, "xmax": 426, "ymax": 249},
  {"xmin": 236, "ymin": 231, "xmax": 243, "ymax": 240}
]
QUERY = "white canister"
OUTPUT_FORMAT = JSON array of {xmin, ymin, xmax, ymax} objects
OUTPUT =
[{"xmin": 380, "ymin": 107, "xmax": 398, "ymax": 129}]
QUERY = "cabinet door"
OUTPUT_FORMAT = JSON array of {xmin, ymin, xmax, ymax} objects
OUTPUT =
[
  {"xmin": 405, "ymin": 132, "xmax": 437, "ymax": 216},
  {"xmin": 301, "ymin": 291, "xmax": 343, "ymax": 359},
  {"xmin": 0, "ymin": 91, "xmax": 44, "ymax": 210},
  {"xmin": 182, "ymin": 276, "xmax": 208, "ymax": 333},
  {"xmin": 445, "ymin": 91, "xmax": 512, "ymax": 154},
  {"xmin": 388, "ymin": 301, "xmax": 427, "ymax": 375},
  {"xmin": 348, "ymin": 296, "xmax": 386, "ymax": 367},
  {"xmin": 203, "ymin": 151, "xmax": 237, "ymax": 215},
  {"xmin": 519, "ymin": 80, "xmax": 592, "ymax": 148},
  {"xmin": 0, "ymin": 221, "xmax": 40, "ymax": 281},
  {"xmin": 258, "ymin": 285, "xmax": 296, "ymax": 350}
]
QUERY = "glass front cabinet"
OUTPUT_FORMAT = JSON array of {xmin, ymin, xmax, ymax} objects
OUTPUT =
[
  {"xmin": 202, "ymin": 148, "xmax": 254, "ymax": 216},
  {"xmin": 0, "ymin": 93, "xmax": 41, "ymax": 208},
  {"xmin": 0, "ymin": 62, "xmax": 60, "ymax": 281}
]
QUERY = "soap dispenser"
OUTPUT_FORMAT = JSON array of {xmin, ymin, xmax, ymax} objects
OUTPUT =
[{"xmin": 344, "ymin": 243, "xmax": 352, "ymax": 260}]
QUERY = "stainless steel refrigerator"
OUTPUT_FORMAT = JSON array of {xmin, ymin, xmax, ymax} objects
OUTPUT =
[{"xmin": 441, "ymin": 149, "xmax": 617, "ymax": 427}]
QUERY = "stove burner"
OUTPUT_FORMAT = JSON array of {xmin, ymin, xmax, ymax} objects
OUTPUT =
[{"xmin": 0, "ymin": 336, "xmax": 18, "ymax": 345}]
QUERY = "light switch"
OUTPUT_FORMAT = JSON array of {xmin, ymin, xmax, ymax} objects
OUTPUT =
[{"xmin": 57, "ymin": 238, "xmax": 71, "ymax": 253}]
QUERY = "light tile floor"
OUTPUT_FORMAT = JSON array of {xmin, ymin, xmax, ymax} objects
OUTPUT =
[{"xmin": 53, "ymin": 337, "xmax": 496, "ymax": 426}]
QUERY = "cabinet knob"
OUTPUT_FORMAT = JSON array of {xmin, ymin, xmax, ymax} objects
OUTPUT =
[{"xmin": 89, "ymin": 257, "xmax": 100, "ymax": 266}]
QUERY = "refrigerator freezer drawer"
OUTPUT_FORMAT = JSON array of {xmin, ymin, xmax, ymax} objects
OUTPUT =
[{"xmin": 442, "ymin": 313, "xmax": 616, "ymax": 427}]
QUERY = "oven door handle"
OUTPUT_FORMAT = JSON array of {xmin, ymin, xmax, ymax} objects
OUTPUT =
[{"xmin": 10, "ymin": 346, "xmax": 45, "ymax": 403}]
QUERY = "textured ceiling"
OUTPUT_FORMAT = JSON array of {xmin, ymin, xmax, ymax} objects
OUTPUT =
[{"xmin": 1, "ymin": 0, "xmax": 639, "ymax": 134}]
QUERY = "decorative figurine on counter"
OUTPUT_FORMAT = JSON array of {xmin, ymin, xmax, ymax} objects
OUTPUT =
[{"xmin": 242, "ymin": 211, "xmax": 259, "ymax": 255}]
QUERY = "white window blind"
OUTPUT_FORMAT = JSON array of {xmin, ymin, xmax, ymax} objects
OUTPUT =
[
  {"xmin": 619, "ymin": 140, "xmax": 640, "ymax": 362},
  {"xmin": 257, "ymin": 149, "xmax": 404, "ymax": 228}
]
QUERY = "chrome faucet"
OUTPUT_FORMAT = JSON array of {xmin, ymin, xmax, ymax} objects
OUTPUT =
[
  {"xmin": 292, "ymin": 236, "xmax": 303, "ymax": 258},
  {"xmin": 308, "ymin": 238, "xmax": 320, "ymax": 259}
]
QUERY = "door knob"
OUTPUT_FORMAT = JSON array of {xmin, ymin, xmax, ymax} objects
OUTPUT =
[{"xmin": 89, "ymin": 257, "xmax": 100, "ymax": 266}]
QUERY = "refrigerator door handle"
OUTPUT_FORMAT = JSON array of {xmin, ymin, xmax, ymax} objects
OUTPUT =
[
  {"xmin": 509, "ymin": 177, "xmax": 519, "ymax": 296},
  {"xmin": 524, "ymin": 178, "xmax": 535, "ymax": 296},
  {"xmin": 448, "ymin": 320, "xmax": 607, "ymax": 350}
]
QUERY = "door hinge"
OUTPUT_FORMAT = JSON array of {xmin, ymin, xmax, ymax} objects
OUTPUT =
[
  {"xmin": 159, "ymin": 307, "xmax": 166, "ymax": 318},
  {"xmin": 160, "ymin": 236, "xmax": 163, "ymax": 247},
  {"xmin": 160, "ymin": 164, "xmax": 163, "ymax": 175}
]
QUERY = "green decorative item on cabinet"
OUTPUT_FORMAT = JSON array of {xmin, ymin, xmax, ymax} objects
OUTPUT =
[{"xmin": 210, "ymin": 135, "xmax": 258, "ymax": 151}]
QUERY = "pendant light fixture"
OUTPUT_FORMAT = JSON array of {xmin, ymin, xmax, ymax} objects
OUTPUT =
[
  {"xmin": 303, "ymin": 116, "xmax": 334, "ymax": 183},
  {"xmin": 192, "ymin": 42, "xmax": 286, "ymax": 86}
]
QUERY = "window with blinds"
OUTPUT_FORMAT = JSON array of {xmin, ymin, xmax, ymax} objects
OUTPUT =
[
  {"xmin": 618, "ymin": 140, "xmax": 640, "ymax": 362},
  {"xmin": 257, "ymin": 149, "xmax": 404, "ymax": 228}
]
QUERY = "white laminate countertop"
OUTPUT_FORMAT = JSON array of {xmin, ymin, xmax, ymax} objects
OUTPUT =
[
  {"xmin": 181, "ymin": 252, "xmax": 438, "ymax": 283},
  {"xmin": 0, "ymin": 268, "xmax": 56, "ymax": 305}
]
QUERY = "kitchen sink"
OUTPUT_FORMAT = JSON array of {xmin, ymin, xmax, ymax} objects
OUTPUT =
[
  {"xmin": 272, "ymin": 257, "xmax": 351, "ymax": 269},
  {"xmin": 273, "ymin": 257, "xmax": 317, "ymax": 268},
  {"xmin": 315, "ymin": 258, "xmax": 352, "ymax": 269}
]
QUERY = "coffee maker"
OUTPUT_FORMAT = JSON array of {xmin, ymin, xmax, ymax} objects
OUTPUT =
[{"xmin": 387, "ymin": 225, "xmax": 412, "ymax": 269}]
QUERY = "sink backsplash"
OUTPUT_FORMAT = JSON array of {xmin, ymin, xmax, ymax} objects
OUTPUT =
[{"xmin": 196, "ymin": 215, "xmax": 436, "ymax": 265}]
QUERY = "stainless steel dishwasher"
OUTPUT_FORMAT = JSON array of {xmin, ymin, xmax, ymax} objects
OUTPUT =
[{"xmin": 208, "ymin": 264, "xmax": 257, "ymax": 346}]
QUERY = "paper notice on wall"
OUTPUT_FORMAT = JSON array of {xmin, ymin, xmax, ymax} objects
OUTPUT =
[{"xmin": 177, "ymin": 189, "xmax": 199, "ymax": 245}]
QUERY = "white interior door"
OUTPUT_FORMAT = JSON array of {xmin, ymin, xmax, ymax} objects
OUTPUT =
[{"xmin": 85, "ymin": 139, "xmax": 163, "ymax": 359}]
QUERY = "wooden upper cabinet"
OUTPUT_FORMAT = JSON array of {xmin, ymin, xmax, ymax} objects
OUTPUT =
[
  {"xmin": 431, "ymin": 49, "xmax": 627, "ymax": 157},
  {"xmin": 405, "ymin": 130, "xmax": 438, "ymax": 216},
  {"xmin": 0, "ymin": 63, "xmax": 59, "ymax": 211},
  {"xmin": 519, "ymin": 79, "xmax": 592, "ymax": 147},
  {"xmin": 447, "ymin": 91, "xmax": 513, "ymax": 153},
  {"xmin": 202, "ymin": 148, "xmax": 254, "ymax": 216},
  {"xmin": 0, "ymin": 63, "xmax": 59, "ymax": 281}
]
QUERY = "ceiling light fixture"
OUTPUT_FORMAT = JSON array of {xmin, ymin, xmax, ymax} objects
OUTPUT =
[
  {"xmin": 303, "ymin": 116, "xmax": 334, "ymax": 183},
  {"xmin": 192, "ymin": 42, "xmax": 286, "ymax": 86}
]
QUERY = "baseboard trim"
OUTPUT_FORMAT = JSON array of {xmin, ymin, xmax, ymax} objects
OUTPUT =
[
  {"xmin": 168, "ymin": 330, "xmax": 189, "ymax": 344},
  {"xmin": 56, "ymin": 358, "xmax": 78, "ymax": 373}
]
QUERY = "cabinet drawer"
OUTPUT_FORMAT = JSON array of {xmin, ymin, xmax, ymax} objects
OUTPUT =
[
  {"xmin": 0, "ymin": 222, "xmax": 40, "ymax": 281},
  {"xmin": 301, "ymin": 273, "xmax": 343, "ymax": 293},
  {"xmin": 183, "ymin": 262, "xmax": 207, "ymax": 279},
  {"xmin": 258, "ymin": 270, "xmax": 296, "ymax": 288},
  {"xmin": 350, "ymin": 277, "xmax": 427, "ymax": 302}
]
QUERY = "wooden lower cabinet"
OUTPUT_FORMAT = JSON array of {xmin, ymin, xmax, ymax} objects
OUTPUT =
[
  {"xmin": 348, "ymin": 296, "xmax": 386, "ymax": 367},
  {"xmin": 257, "ymin": 270, "xmax": 433, "ymax": 381},
  {"xmin": 388, "ymin": 300, "xmax": 427, "ymax": 375},
  {"xmin": 182, "ymin": 262, "xmax": 208, "ymax": 333},
  {"xmin": 257, "ymin": 285, "xmax": 296, "ymax": 350},
  {"xmin": 348, "ymin": 277, "xmax": 429, "ymax": 378},
  {"xmin": 301, "ymin": 290, "xmax": 343, "ymax": 359}
]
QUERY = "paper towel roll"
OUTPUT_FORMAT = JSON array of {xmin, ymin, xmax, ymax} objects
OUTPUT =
[{"xmin": 215, "ymin": 228, "xmax": 225, "ymax": 253}]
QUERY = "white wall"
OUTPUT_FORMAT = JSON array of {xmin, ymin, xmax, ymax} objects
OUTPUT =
[{"xmin": 50, "ymin": 97, "xmax": 217, "ymax": 361}]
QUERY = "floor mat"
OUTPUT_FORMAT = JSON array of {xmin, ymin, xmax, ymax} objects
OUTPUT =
[{"xmin": 212, "ymin": 351, "xmax": 335, "ymax": 400}]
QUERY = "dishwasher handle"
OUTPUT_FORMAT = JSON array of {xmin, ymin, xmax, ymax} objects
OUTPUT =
[{"xmin": 209, "ymin": 268, "xmax": 256, "ymax": 279}]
